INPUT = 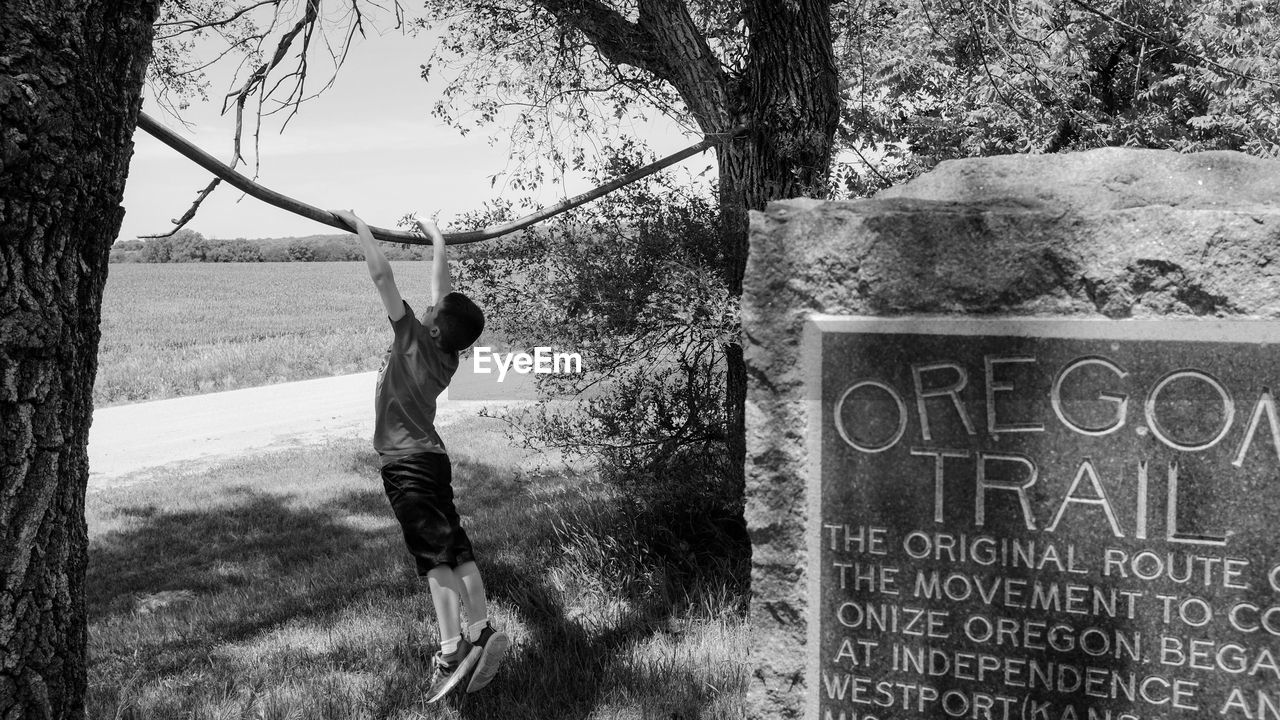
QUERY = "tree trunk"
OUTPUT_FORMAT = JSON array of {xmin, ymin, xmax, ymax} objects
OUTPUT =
[
  {"xmin": 0, "ymin": 2, "xmax": 159, "ymax": 717},
  {"xmin": 719, "ymin": 0, "xmax": 840, "ymax": 551},
  {"xmin": 533, "ymin": 0, "xmax": 839, "ymax": 546}
]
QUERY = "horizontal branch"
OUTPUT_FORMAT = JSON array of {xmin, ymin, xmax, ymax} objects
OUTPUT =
[{"xmin": 136, "ymin": 111, "xmax": 735, "ymax": 245}]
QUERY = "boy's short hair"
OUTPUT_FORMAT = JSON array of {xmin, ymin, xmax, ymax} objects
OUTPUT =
[{"xmin": 433, "ymin": 292, "xmax": 484, "ymax": 353}]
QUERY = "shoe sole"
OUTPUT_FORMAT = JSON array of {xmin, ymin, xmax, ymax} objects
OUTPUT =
[
  {"xmin": 427, "ymin": 647, "xmax": 481, "ymax": 703},
  {"xmin": 466, "ymin": 631, "xmax": 510, "ymax": 693}
]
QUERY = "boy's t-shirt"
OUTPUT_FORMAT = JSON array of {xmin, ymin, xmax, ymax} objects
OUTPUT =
[{"xmin": 374, "ymin": 300, "xmax": 459, "ymax": 465}]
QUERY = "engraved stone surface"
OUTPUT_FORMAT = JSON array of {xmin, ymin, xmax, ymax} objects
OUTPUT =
[
  {"xmin": 812, "ymin": 318, "xmax": 1280, "ymax": 720},
  {"xmin": 743, "ymin": 148, "xmax": 1280, "ymax": 719}
]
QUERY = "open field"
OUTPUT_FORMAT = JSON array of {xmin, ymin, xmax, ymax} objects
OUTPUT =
[
  {"xmin": 98, "ymin": 263, "xmax": 402, "ymax": 406},
  {"xmin": 87, "ymin": 420, "xmax": 748, "ymax": 719}
]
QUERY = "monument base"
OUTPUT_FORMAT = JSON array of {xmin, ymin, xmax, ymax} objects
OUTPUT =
[{"xmin": 744, "ymin": 148, "xmax": 1280, "ymax": 719}]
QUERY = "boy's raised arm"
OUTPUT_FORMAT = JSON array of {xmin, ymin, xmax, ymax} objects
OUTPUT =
[
  {"xmin": 335, "ymin": 209, "xmax": 405, "ymax": 322},
  {"xmin": 414, "ymin": 217, "xmax": 451, "ymax": 306}
]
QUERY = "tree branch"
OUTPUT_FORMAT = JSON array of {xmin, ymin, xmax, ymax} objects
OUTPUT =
[
  {"xmin": 531, "ymin": 0, "xmax": 659, "ymax": 72},
  {"xmin": 223, "ymin": 0, "xmax": 322, "ymax": 116},
  {"xmin": 136, "ymin": 111, "xmax": 741, "ymax": 245},
  {"xmin": 533, "ymin": 0, "xmax": 731, "ymax": 130},
  {"xmin": 140, "ymin": 177, "xmax": 224, "ymax": 238},
  {"xmin": 155, "ymin": 0, "xmax": 283, "ymax": 39}
]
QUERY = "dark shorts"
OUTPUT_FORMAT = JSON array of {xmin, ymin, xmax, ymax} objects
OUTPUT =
[{"xmin": 380, "ymin": 451, "xmax": 475, "ymax": 574}]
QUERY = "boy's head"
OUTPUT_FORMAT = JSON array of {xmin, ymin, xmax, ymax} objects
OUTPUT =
[{"xmin": 426, "ymin": 292, "xmax": 484, "ymax": 353}]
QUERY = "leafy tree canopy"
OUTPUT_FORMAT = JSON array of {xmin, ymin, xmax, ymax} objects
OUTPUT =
[{"xmin": 831, "ymin": 0, "xmax": 1280, "ymax": 194}]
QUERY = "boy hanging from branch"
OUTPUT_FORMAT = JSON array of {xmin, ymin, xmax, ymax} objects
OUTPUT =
[{"xmin": 332, "ymin": 209, "xmax": 510, "ymax": 703}]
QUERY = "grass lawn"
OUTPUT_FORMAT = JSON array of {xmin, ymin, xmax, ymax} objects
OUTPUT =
[{"xmin": 86, "ymin": 418, "xmax": 748, "ymax": 719}]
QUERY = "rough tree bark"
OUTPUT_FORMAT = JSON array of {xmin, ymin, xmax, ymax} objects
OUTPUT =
[
  {"xmin": 0, "ymin": 1, "xmax": 160, "ymax": 717},
  {"xmin": 722, "ymin": 2, "xmax": 841, "ymax": 527}
]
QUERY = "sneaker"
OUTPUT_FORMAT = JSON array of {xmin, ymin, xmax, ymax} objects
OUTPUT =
[
  {"xmin": 426, "ymin": 640, "xmax": 480, "ymax": 703},
  {"xmin": 465, "ymin": 624, "xmax": 511, "ymax": 693}
]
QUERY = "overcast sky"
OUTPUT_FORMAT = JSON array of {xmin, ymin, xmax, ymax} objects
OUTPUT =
[{"xmin": 119, "ymin": 25, "xmax": 702, "ymax": 241}]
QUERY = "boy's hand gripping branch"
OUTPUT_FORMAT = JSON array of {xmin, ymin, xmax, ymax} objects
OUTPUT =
[
  {"xmin": 334, "ymin": 208, "xmax": 405, "ymax": 322},
  {"xmin": 411, "ymin": 216, "xmax": 451, "ymax": 305}
]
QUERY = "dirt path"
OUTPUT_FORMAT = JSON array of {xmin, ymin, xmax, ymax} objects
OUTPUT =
[{"xmin": 88, "ymin": 372, "xmax": 495, "ymax": 487}]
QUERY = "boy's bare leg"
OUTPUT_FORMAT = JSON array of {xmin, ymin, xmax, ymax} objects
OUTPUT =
[
  {"xmin": 425, "ymin": 566, "xmax": 464, "ymax": 652},
  {"xmin": 424, "ymin": 564, "xmax": 486, "ymax": 703},
  {"xmin": 454, "ymin": 561, "xmax": 489, "ymax": 637},
  {"xmin": 456, "ymin": 560, "xmax": 510, "ymax": 693}
]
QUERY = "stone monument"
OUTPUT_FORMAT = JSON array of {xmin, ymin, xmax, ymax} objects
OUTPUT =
[{"xmin": 743, "ymin": 148, "xmax": 1280, "ymax": 719}]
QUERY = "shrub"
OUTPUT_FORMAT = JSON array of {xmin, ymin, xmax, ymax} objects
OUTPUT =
[
  {"xmin": 311, "ymin": 239, "xmax": 360, "ymax": 261},
  {"xmin": 168, "ymin": 229, "xmax": 208, "ymax": 262},
  {"xmin": 260, "ymin": 243, "xmax": 290, "ymax": 262},
  {"xmin": 286, "ymin": 239, "xmax": 315, "ymax": 262},
  {"xmin": 457, "ymin": 147, "xmax": 747, "ymax": 594},
  {"xmin": 138, "ymin": 238, "xmax": 171, "ymax": 263},
  {"xmin": 205, "ymin": 239, "xmax": 263, "ymax": 262}
]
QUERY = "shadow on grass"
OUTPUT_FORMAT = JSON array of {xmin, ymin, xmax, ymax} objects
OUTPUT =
[
  {"xmin": 88, "ymin": 455, "xmax": 741, "ymax": 719},
  {"xmin": 443, "ymin": 559, "xmax": 680, "ymax": 720},
  {"xmin": 88, "ymin": 487, "xmax": 398, "ymax": 622}
]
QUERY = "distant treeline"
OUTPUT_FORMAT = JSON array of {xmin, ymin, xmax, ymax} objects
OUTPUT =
[{"xmin": 110, "ymin": 229, "xmax": 429, "ymax": 263}]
